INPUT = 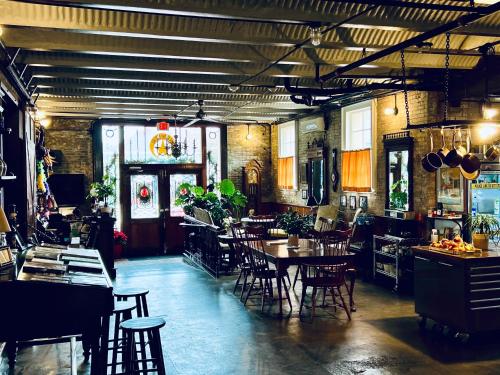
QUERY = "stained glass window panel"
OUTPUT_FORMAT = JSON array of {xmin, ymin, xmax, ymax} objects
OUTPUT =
[
  {"xmin": 170, "ymin": 174, "xmax": 197, "ymax": 217},
  {"xmin": 124, "ymin": 126, "xmax": 202, "ymax": 164},
  {"xmin": 130, "ymin": 174, "xmax": 159, "ymax": 219},
  {"xmin": 102, "ymin": 125, "xmax": 121, "ymax": 229},
  {"xmin": 206, "ymin": 127, "xmax": 221, "ymax": 185}
]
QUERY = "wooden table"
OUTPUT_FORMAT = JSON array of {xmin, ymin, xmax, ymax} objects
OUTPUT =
[{"xmin": 260, "ymin": 239, "xmax": 356, "ymax": 316}]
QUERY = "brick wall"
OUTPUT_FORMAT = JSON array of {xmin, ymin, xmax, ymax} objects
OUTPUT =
[
  {"xmin": 226, "ymin": 124, "xmax": 273, "ymax": 201},
  {"xmin": 44, "ymin": 118, "xmax": 94, "ymax": 189},
  {"xmin": 268, "ymin": 91, "xmax": 482, "ymax": 218}
]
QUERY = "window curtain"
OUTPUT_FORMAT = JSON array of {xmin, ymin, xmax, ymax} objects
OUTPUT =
[
  {"xmin": 341, "ymin": 149, "xmax": 371, "ymax": 192},
  {"xmin": 278, "ymin": 157, "xmax": 294, "ymax": 189}
]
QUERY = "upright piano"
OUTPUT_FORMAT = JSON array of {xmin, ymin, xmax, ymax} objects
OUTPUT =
[{"xmin": 0, "ymin": 246, "xmax": 114, "ymax": 374}]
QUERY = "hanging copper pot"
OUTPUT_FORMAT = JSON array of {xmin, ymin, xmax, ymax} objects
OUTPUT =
[
  {"xmin": 436, "ymin": 128, "xmax": 449, "ymax": 162},
  {"xmin": 485, "ymin": 145, "xmax": 499, "ymax": 161},
  {"xmin": 421, "ymin": 130, "xmax": 442, "ymax": 172},
  {"xmin": 444, "ymin": 129, "xmax": 465, "ymax": 168},
  {"xmin": 460, "ymin": 129, "xmax": 481, "ymax": 174}
]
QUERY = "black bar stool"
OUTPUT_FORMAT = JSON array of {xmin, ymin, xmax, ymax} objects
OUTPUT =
[
  {"xmin": 114, "ymin": 288, "xmax": 150, "ymax": 317},
  {"xmin": 121, "ymin": 317, "xmax": 166, "ymax": 375},
  {"xmin": 110, "ymin": 301, "xmax": 136, "ymax": 375}
]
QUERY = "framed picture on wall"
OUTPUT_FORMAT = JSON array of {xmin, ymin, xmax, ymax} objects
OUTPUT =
[
  {"xmin": 359, "ymin": 196, "xmax": 368, "ymax": 210},
  {"xmin": 349, "ymin": 195, "xmax": 357, "ymax": 210},
  {"xmin": 299, "ymin": 163, "xmax": 308, "ymax": 184},
  {"xmin": 340, "ymin": 195, "xmax": 347, "ymax": 208}
]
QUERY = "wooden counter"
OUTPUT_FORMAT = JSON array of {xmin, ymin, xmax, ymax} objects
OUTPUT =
[{"xmin": 412, "ymin": 246, "xmax": 500, "ymax": 334}]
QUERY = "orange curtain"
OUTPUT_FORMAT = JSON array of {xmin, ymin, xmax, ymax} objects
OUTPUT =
[
  {"xmin": 278, "ymin": 157, "xmax": 294, "ymax": 189},
  {"xmin": 342, "ymin": 149, "xmax": 371, "ymax": 192}
]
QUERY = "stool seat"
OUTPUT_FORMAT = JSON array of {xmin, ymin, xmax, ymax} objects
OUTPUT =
[
  {"xmin": 121, "ymin": 317, "xmax": 166, "ymax": 332},
  {"xmin": 113, "ymin": 301, "xmax": 136, "ymax": 314},
  {"xmin": 114, "ymin": 287, "xmax": 149, "ymax": 298}
]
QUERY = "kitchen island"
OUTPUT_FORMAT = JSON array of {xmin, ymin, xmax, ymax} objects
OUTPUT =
[{"xmin": 413, "ymin": 246, "xmax": 500, "ymax": 336}]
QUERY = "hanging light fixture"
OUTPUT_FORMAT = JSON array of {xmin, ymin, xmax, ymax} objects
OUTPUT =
[
  {"xmin": 150, "ymin": 117, "xmax": 196, "ymax": 159},
  {"xmin": 246, "ymin": 124, "xmax": 252, "ymax": 140},
  {"xmin": 309, "ymin": 26, "xmax": 322, "ymax": 47},
  {"xmin": 482, "ymin": 100, "xmax": 498, "ymax": 120},
  {"xmin": 384, "ymin": 94, "xmax": 399, "ymax": 116}
]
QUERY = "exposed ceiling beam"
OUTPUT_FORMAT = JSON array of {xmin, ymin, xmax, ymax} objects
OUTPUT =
[
  {"xmin": 9, "ymin": 0, "xmax": 500, "ymax": 37},
  {"xmin": 0, "ymin": 2, "xmax": 491, "ymax": 55},
  {"xmin": 1, "ymin": 27, "xmax": 480, "ymax": 70}
]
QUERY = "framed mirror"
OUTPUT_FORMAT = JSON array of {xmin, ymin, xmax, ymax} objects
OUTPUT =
[
  {"xmin": 384, "ymin": 132, "xmax": 413, "ymax": 211},
  {"xmin": 306, "ymin": 146, "xmax": 328, "ymax": 206}
]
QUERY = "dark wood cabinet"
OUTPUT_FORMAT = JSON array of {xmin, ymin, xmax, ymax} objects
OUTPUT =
[{"xmin": 413, "ymin": 247, "xmax": 500, "ymax": 334}]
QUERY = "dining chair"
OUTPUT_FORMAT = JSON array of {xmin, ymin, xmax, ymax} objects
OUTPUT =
[
  {"xmin": 299, "ymin": 233, "xmax": 352, "ymax": 321},
  {"xmin": 247, "ymin": 215, "xmax": 276, "ymax": 239},
  {"xmin": 230, "ymin": 222, "xmax": 252, "ymax": 300},
  {"xmin": 242, "ymin": 226, "xmax": 292, "ymax": 312}
]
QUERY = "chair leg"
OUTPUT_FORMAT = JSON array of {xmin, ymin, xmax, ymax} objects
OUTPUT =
[
  {"xmin": 240, "ymin": 270, "xmax": 249, "ymax": 301},
  {"xmin": 233, "ymin": 269, "xmax": 243, "ymax": 294},
  {"xmin": 299, "ymin": 285, "xmax": 307, "ymax": 317},
  {"xmin": 286, "ymin": 272, "xmax": 291, "ymax": 287},
  {"xmin": 244, "ymin": 276, "xmax": 256, "ymax": 306},
  {"xmin": 311, "ymin": 287, "xmax": 318, "ymax": 320},
  {"xmin": 321, "ymin": 287, "xmax": 327, "ymax": 307},
  {"xmin": 337, "ymin": 286, "xmax": 351, "ymax": 320},
  {"xmin": 261, "ymin": 278, "xmax": 267, "ymax": 312},
  {"xmin": 330, "ymin": 288, "xmax": 337, "ymax": 312},
  {"xmin": 282, "ymin": 277, "xmax": 292, "ymax": 310},
  {"xmin": 268, "ymin": 278, "xmax": 274, "ymax": 298}
]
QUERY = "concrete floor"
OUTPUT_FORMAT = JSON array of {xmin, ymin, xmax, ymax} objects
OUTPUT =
[{"xmin": 2, "ymin": 256, "xmax": 500, "ymax": 375}]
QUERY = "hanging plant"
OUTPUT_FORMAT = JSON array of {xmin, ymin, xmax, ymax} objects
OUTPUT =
[{"xmin": 138, "ymin": 184, "xmax": 152, "ymax": 203}]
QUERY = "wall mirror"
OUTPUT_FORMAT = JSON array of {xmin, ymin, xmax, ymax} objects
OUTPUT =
[
  {"xmin": 383, "ymin": 132, "xmax": 413, "ymax": 211},
  {"xmin": 306, "ymin": 146, "xmax": 328, "ymax": 206}
]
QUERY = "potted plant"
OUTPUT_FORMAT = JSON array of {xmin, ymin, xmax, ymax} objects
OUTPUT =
[
  {"xmin": 113, "ymin": 230, "xmax": 128, "ymax": 259},
  {"xmin": 276, "ymin": 209, "xmax": 313, "ymax": 247},
  {"xmin": 389, "ymin": 178, "xmax": 408, "ymax": 211},
  {"xmin": 88, "ymin": 174, "xmax": 116, "ymax": 214},
  {"xmin": 469, "ymin": 214, "xmax": 500, "ymax": 250}
]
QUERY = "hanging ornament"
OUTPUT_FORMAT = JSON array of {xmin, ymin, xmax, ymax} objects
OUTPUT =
[{"xmin": 138, "ymin": 185, "xmax": 151, "ymax": 203}]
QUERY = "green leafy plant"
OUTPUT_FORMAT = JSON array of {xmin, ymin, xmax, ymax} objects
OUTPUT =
[
  {"xmin": 276, "ymin": 209, "xmax": 314, "ymax": 236},
  {"xmin": 389, "ymin": 178, "xmax": 408, "ymax": 210},
  {"xmin": 175, "ymin": 179, "xmax": 247, "ymax": 227},
  {"xmin": 469, "ymin": 214, "xmax": 500, "ymax": 236},
  {"xmin": 88, "ymin": 174, "xmax": 116, "ymax": 206}
]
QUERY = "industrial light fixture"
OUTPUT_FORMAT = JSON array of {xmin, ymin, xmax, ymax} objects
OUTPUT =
[
  {"xmin": 384, "ymin": 94, "xmax": 399, "ymax": 116},
  {"xmin": 246, "ymin": 124, "xmax": 252, "ymax": 140},
  {"xmin": 40, "ymin": 118, "xmax": 51, "ymax": 128},
  {"xmin": 309, "ymin": 26, "xmax": 322, "ymax": 47},
  {"xmin": 228, "ymin": 84, "xmax": 240, "ymax": 92},
  {"xmin": 482, "ymin": 100, "xmax": 498, "ymax": 120}
]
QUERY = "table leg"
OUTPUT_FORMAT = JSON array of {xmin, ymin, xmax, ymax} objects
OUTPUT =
[
  {"xmin": 70, "ymin": 336, "xmax": 77, "ymax": 375},
  {"xmin": 276, "ymin": 262, "xmax": 283, "ymax": 316},
  {"xmin": 99, "ymin": 315, "xmax": 111, "ymax": 375}
]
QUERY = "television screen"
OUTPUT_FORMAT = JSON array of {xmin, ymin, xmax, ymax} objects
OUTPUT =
[{"xmin": 48, "ymin": 174, "xmax": 86, "ymax": 207}]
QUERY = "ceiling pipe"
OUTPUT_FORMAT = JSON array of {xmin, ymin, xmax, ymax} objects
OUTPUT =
[
  {"xmin": 320, "ymin": 1, "xmax": 500, "ymax": 82},
  {"xmin": 324, "ymin": 0, "xmax": 488, "ymax": 13},
  {"xmin": 284, "ymin": 77, "xmax": 435, "ymax": 96}
]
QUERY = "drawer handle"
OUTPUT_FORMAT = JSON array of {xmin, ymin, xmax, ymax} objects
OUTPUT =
[
  {"xmin": 415, "ymin": 256, "xmax": 430, "ymax": 262},
  {"xmin": 438, "ymin": 261, "xmax": 453, "ymax": 267}
]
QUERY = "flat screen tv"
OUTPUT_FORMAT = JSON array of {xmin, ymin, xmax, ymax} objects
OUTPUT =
[{"xmin": 48, "ymin": 174, "xmax": 86, "ymax": 207}]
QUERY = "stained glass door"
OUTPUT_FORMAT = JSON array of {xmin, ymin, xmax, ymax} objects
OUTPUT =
[{"xmin": 124, "ymin": 167, "xmax": 202, "ymax": 255}]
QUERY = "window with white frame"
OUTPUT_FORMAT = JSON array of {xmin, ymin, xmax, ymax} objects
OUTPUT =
[
  {"xmin": 343, "ymin": 102, "xmax": 372, "ymax": 151},
  {"xmin": 278, "ymin": 121, "xmax": 296, "ymax": 189},
  {"xmin": 341, "ymin": 101, "xmax": 374, "ymax": 192}
]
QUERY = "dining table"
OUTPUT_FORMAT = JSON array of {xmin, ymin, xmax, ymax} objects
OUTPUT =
[{"xmin": 259, "ymin": 238, "xmax": 356, "ymax": 316}]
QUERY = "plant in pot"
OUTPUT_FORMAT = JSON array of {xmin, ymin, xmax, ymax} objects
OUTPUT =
[
  {"xmin": 276, "ymin": 210, "xmax": 313, "ymax": 247},
  {"xmin": 469, "ymin": 214, "xmax": 500, "ymax": 250},
  {"xmin": 88, "ymin": 173, "xmax": 116, "ymax": 214},
  {"xmin": 389, "ymin": 178, "xmax": 408, "ymax": 211},
  {"xmin": 113, "ymin": 229, "xmax": 128, "ymax": 259}
]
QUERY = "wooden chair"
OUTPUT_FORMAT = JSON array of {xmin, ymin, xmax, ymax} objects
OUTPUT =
[
  {"xmin": 230, "ymin": 222, "xmax": 252, "ymax": 300},
  {"xmin": 299, "ymin": 234, "xmax": 352, "ymax": 321},
  {"xmin": 242, "ymin": 226, "xmax": 292, "ymax": 312}
]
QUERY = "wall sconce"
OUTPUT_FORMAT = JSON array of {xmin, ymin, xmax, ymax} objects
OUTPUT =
[
  {"xmin": 482, "ymin": 100, "xmax": 498, "ymax": 120},
  {"xmin": 384, "ymin": 94, "xmax": 399, "ymax": 116}
]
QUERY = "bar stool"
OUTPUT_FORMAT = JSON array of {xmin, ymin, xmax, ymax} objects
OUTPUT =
[
  {"xmin": 110, "ymin": 301, "xmax": 136, "ymax": 375},
  {"xmin": 121, "ymin": 317, "xmax": 166, "ymax": 375},
  {"xmin": 114, "ymin": 288, "xmax": 150, "ymax": 317}
]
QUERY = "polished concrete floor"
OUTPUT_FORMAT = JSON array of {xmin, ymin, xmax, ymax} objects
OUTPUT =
[{"xmin": 2, "ymin": 256, "xmax": 500, "ymax": 375}]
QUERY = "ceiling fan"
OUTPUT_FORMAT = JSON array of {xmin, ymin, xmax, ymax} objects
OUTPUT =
[{"xmin": 182, "ymin": 99, "xmax": 221, "ymax": 127}]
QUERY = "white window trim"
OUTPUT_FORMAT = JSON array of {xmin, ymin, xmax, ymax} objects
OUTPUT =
[
  {"xmin": 278, "ymin": 120, "xmax": 298, "ymax": 190},
  {"xmin": 341, "ymin": 100, "xmax": 377, "ymax": 192}
]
